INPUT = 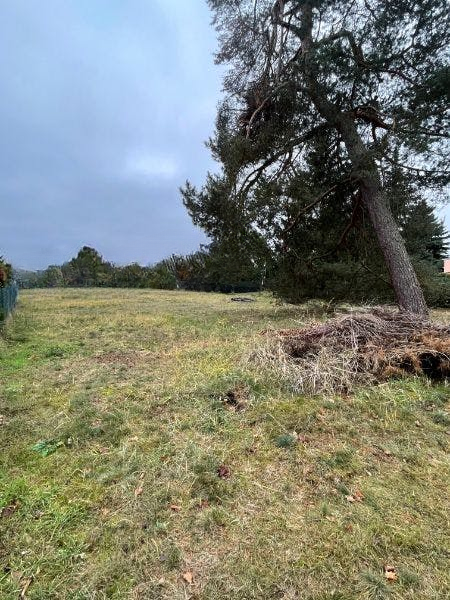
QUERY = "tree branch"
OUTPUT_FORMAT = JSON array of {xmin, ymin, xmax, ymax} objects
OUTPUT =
[
  {"xmin": 245, "ymin": 95, "xmax": 272, "ymax": 137},
  {"xmin": 284, "ymin": 178, "xmax": 353, "ymax": 234},
  {"xmin": 310, "ymin": 27, "xmax": 369, "ymax": 72},
  {"xmin": 336, "ymin": 190, "xmax": 362, "ymax": 248},
  {"xmin": 382, "ymin": 154, "xmax": 450, "ymax": 175},
  {"xmin": 398, "ymin": 126, "xmax": 450, "ymax": 139},
  {"xmin": 277, "ymin": 19, "xmax": 303, "ymax": 38},
  {"xmin": 238, "ymin": 123, "xmax": 331, "ymax": 197}
]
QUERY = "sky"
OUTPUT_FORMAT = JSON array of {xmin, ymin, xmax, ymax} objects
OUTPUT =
[
  {"xmin": 0, "ymin": 1, "xmax": 448, "ymax": 270},
  {"xmin": 0, "ymin": 0, "xmax": 222, "ymax": 270}
]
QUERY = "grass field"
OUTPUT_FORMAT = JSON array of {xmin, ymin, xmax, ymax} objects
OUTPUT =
[{"xmin": 1, "ymin": 289, "xmax": 449, "ymax": 600}]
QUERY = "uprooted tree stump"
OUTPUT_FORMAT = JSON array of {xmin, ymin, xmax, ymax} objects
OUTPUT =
[{"xmin": 254, "ymin": 307, "xmax": 450, "ymax": 394}]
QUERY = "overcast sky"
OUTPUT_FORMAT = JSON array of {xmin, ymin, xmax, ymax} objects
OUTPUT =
[
  {"xmin": 0, "ymin": 0, "xmax": 223, "ymax": 270},
  {"xmin": 0, "ymin": 1, "xmax": 448, "ymax": 270}
]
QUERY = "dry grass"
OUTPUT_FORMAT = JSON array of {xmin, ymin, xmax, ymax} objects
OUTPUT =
[
  {"xmin": 252, "ymin": 307, "xmax": 450, "ymax": 395},
  {"xmin": 0, "ymin": 289, "xmax": 449, "ymax": 599}
]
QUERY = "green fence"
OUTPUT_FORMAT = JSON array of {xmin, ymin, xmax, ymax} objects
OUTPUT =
[{"xmin": 0, "ymin": 283, "xmax": 19, "ymax": 322}]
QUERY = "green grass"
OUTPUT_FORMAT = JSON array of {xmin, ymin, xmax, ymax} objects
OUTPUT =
[{"xmin": 0, "ymin": 288, "xmax": 449, "ymax": 599}]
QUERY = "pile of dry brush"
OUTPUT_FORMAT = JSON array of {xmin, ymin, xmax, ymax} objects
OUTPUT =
[{"xmin": 254, "ymin": 307, "xmax": 450, "ymax": 394}]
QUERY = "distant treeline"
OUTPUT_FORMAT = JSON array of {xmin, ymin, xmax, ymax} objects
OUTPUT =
[
  {"xmin": 14, "ymin": 245, "xmax": 264, "ymax": 293},
  {"xmin": 15, "ymin": 247, "xmax": 176, "ymax": 290},
  {"xmin": 10, "ymin": 207, "xmax": 450, "ymax": 308}
]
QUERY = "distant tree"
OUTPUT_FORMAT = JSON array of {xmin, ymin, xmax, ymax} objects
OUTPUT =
[
  {"xmin": 113, "ymin": 263, "xmax": 151, "ymax": 288},
  {"xmin": 13, "ymin": 268, "xmax": 40, "ymax": 288},
  {"xmin": 60, "ymin": 262, "xmax": 77, "ymax": 286},
  {"xmin": 64, "ymin": 247, "xmax": 113, "ymax": 286},
  {"xmin": 40, "ymin": 265, "xmax": 64, "ymax": 287},
  {"xmin": 31, "ymin": 248, "xmax": 179, "ymax": 290},
  {"xmin": 164, "ymin": 252, "xmax": 208, "ymax": 290},
  {"xmin": 183, "ymin": 0, "xmax": 449, "ymax": 315},
  {"xmin": 147, "ymin": 261, "xmax": 177, "ymax": 290},
  {"xmin": 165, "ymin": 244, "xmax": 268, "ymax": 293},
  {"xmin": 204, "ymin": 239, "xmax": 271, "ymax": 292}
]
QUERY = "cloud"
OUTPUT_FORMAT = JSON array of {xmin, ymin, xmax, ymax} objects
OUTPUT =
[
  {"xmin": 0, "ymin": 0, "xmax": 220, "ymax": 269},
  {"xmin": 0, "ymin": 0, "xmax": 447, "ymax": 271},
  {"xmin": 124, "ymin": 153, "xmax": 178, "ymax": 180}
]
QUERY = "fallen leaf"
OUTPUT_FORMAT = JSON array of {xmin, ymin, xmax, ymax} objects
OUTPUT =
[
  {"xmin": 9, "ymin": 570, "xmax": 23, "ymax": 582},
  {"xmin": 1, "ymin": 501, "xmax": 19, "ymax": 518},
  {"xmin": 384, "ymin": 565, "xmax": 397, "ymax": 582},
  {"xmin": 353, "ymin": 489, "xmax": 365, "ymax": 502},
  {"xmin": 19, "ymin": 575, "xmax": 33, "ymax": 598},
  {"xmin": 346, "ymin": 490, "xmax": 364, "ymax": 503},
  {"xmin": 169, "ymin": 504, "xmax": 181, "ymax": 512},
  {"xmin": 134, "ymin": 473, "xmax": 145, "ymax": 496},
  {"xmin": 217, "ymin": 464, "xmax": 231, "ymax": 479},
  {"xmin": 182, "ymin": 571, "xmax": 193, "ymax": 584},
  {"xmin": 196, "ymin": 499, "xmax": 209, "ymax": 510}
]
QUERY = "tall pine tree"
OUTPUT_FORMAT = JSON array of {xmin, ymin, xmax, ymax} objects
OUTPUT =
[{"xmin": 183, "ymin": 0, "xmax": 449, "ymax": 314}]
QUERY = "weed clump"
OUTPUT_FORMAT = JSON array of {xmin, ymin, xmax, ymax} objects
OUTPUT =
[
  {"xmin": 254, "ymin": 307, "xmax": 450, "ymax": 394},
  {"xmin": 275, "ymin": 434, "xmax": 297, "ymax": 449}
]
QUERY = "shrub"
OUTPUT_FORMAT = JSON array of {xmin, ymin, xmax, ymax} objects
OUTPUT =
[{"xmin": 0, "ymin": 256, "xmax": 13, "ymax": 287}]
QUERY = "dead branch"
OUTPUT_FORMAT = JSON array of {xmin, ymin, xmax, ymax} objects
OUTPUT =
[
  {"xmin": 336, "ymin": 190, "xmax": 362, "ymax": 248},
  {"xmin": 283, "ymin": 178, "xmax": 353, "ymax": 234},
  {"xmin": 254, "ymin": 308, "xmax": 450, "ymax": 394}
]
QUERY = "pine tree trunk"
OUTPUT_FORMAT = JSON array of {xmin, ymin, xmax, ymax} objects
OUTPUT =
[
  {"xmin": 335, "ymin": 116, "xmax": 429, "ymax": 316},
  {"xmin": 302, "ymin": 88, "xmax": 429, "ymax": 315},
  {"xmin": 359, "ymin": 173, "xmax": 429, "ymax": 316},
  {"xmin": 291, "ymin": 1, "xmax": 428, "ymax": 315}
]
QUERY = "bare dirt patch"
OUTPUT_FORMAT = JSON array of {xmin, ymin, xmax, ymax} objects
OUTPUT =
[
  {"xmin": 94, "ymin": 351, "xmax": 141, "ymax": 366},
  {"xmin": 222, "ymin": 383, "xmax": 249, "ymax": 411}
]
